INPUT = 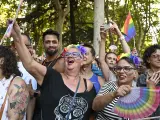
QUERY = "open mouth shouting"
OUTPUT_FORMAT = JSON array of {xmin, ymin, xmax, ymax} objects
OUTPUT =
[{"xmin": 67, "ymin": 59, "xmax": 75, "ymax": 65}]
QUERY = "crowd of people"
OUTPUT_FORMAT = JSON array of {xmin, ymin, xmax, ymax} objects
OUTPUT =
[{"xmin": 0, "ymin": 20, "xmax": 160, "ymax": 120}]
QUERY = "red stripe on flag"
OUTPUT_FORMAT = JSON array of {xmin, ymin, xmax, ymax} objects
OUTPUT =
[{"xmin": 124, "ymin": 12, "xmax": 132, "ymax": 34}]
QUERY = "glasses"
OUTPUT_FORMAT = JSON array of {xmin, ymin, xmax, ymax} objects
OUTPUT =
[
  {"xmin": 151, "ymin": 54, "xmax": 160, "ymax": 59},
  {"xmin": 114, "ymin": 66, "xmax": 135, "ymax": 73},
  {"xmin": 64, "ymin": 52, "xmax": 82, "ymax": 59}
]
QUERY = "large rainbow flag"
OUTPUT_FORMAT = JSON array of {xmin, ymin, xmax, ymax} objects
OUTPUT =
[{"xmin": 121, "ymin": 12, "xmax": 136, "ymax": 42}]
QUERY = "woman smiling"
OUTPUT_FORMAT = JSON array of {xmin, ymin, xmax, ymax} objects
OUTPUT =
[{"xmin": 92, "ymin": 54, "xmax": 139, "ymax": 120}]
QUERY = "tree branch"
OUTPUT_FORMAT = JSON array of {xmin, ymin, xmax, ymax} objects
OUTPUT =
[
  {"xmin": 17, "ymin": 5, "xmax": 54, "ymax": 22},
  {"xmin": 54, "ymin": 0, "xmax": 62, "ymax": 11},
  {"xmin": 64, "ymin": 0, "xmax": 70, "ymax": 17}
]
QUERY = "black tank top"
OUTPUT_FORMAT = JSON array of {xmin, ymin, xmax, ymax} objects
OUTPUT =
[
  {"xmin": 33, "ymin": 58, "xmax": 60, "ymax": 120},
  {"xmin": 40, "ymin": 68, "xmax": 96, "ymax": 120}
]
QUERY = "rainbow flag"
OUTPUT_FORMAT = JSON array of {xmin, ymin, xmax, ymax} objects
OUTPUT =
[{"xmin": 121, "ymin": 12, "xmax": 136, "ymax": 42}]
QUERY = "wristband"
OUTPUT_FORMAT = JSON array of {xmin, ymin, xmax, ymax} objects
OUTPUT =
[
  {"xmin": 119, "ymin": 36, "xmax": 125, "ymax": 41},
  {"xmin": 111, "ymin": 91, "xmax": 117, "ymax": 98}
]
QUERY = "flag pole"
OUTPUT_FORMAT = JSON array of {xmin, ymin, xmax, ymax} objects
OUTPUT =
[
  {"xmin": 0, "ymin": 0, "xmax": 24, "ymax": 45},
  {"xmin": 133, "ymin": 37, "xmax": 136, "ymax": 48}
]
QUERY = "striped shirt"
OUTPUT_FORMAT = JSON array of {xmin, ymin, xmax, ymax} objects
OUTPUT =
[{"xmin": 96, "ymin": 81, "xmax": 128, "ymax": 120}]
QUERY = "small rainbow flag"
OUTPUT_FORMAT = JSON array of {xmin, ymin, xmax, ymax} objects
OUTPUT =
[{"xmin": 121, "ymin": 12, "xmax": 136, "ymax": 42}]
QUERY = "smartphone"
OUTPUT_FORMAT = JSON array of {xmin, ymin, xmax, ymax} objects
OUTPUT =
[{"xmin": 104, "ymin": 22, "xmax": 112, "ymax": 30}]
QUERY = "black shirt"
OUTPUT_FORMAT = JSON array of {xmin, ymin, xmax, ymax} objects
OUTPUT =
[
  {"xmin": 40, "ymin": 68, "xmax": 96, "ymax": 120},
  {"xmin": 33, "ymin": 58, "xmax": 60, "ymax": 120}
]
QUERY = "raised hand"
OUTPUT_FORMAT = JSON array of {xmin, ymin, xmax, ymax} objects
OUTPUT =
[
  {"xmin": 10, "ymin": 20, "xmax": 22, "ymax": 42},
  {"xmin": 109, "ymin": 21, "xmax": 123, "ymax": 37},
  {"xmin": 147, "ymin": 71, "xmax": 160, "ymax": 87},
  {"xmin": 100, "ymin": 25, "xmax": 107, "ymax": 40}
]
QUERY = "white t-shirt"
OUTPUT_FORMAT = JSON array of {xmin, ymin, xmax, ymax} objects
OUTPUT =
[{"xmin": 17, "ymin": 62, "xmax": 37, "ymax": 90}]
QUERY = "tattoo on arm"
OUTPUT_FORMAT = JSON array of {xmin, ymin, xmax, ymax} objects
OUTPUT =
[{"xmin": 9, "ymin": 82, "xmax": 29, "ymax": 118}]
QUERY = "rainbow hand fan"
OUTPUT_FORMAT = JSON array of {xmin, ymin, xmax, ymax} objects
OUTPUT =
[{"xmin": 112, "ymin": 87, "xmax": 160, "ymax": 119}]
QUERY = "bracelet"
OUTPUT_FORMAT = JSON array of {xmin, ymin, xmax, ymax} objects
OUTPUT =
[
  {"xmin": 119, "ymin": 36, "xmax": 125, "ymax": 41},
  {"xmin": 111, "ymin": 92, "xmax": 117, "ymax": 98}
]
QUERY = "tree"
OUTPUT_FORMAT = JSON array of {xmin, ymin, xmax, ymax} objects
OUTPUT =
[
  {"xmin": 54, "ymin": 0, "xmax": 70, "ymax": 50},
  {"xmin": 93, "ymin": 0, "xmax": 104, "ymax": 55},
  {"xmin": 69, "ymin": 0, "xmax": 77, "ymax": 44},
  {"xmin": 0, "ymin": 0, "xmax": 160, "ymax": 56}
]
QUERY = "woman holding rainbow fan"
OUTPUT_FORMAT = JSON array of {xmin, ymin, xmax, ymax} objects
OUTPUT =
[
  {"xmin": 92, "ymin": 53, "xmax": 140, "ymax": 119},
  {"xmin": 92, "ymin": 52, "xmax": 158, "ymax": 119}
]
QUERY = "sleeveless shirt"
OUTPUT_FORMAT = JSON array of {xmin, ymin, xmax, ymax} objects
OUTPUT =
[{"xmin": 40, "ymin": 68, "xmax": 96, "ymax": 120}]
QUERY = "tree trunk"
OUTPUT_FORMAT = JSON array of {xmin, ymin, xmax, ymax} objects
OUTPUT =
[
  {"xmin": 105, "ymin": 0, "xmax": 113, "ymax": 47},
  {"xmin": 70, "ymin": 0, "xmax": 76, "ymax": 44},
  {"xmin": 131, "ymin": 0, "xmax": 143, "ymax": 55},
  {"xmin": 54, "ymin": 0, "xmax": 70, "ymax": 51},
  {"xmin": 55, "ymin": 12, "xmax": 65, "ymax": 51},
  {"xmin": 137, "ymin": 23, "xmax": 143, "ymax": 55},
  {"xmin": 93, "ymin": 0, "xmax": 104, "ymax": 56}
]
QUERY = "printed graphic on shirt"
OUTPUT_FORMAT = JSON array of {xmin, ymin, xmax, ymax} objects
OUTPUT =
[{"xmin": 54, "ymin": 94, "xmax": 88, "ymax": 120}]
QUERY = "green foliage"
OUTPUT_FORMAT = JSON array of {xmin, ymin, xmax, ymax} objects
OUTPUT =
[
  {"xmin": 0, "ymin": 0, "xmax": 159, "ymax": 56},
  {"xmin": 104, "ymin": 0, "xmax": 160, "ymax": 56}
]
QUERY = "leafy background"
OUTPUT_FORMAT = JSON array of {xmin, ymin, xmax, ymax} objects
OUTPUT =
[{"xmin": 0, "ymin": 0, "xmax": 159, "ymax": 56}]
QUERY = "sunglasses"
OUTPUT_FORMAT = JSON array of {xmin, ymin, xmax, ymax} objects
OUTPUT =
[{"xmin": 64, "ymin": 52, "xmax": 83, "ymax": 59}]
